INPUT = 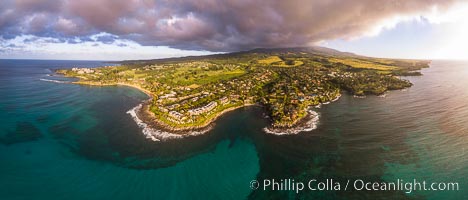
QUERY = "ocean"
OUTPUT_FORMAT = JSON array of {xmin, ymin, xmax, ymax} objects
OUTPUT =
[{"xmin": 0, "ymin": 59, "xmax": 466, "ymax": 199}]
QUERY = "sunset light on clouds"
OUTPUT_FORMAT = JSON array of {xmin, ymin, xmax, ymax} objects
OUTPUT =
[{"xmin": 1, "ymin": 0, "xmax": 468, "ymax": 60}]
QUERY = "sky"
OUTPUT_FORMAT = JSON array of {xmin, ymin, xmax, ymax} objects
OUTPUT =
[{"xmin": 1, "ymin": 0, "xmax": 468, "ymax": 61}]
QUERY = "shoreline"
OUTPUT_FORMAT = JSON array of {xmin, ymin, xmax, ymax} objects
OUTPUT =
[
  {"xmin": 263, "ymin": 109, "xmax": 320, "ymax": 135},
  {"xmin": 69, "ymin": 80, "xmax": 267, "ymax": 141},
  {"xmin": 263, "ymin": 93, "xmax": 341, "ymax": 135},
  {"xmin": 50, "ymin": 55, "xmax": 427, "ymax": 142},
  {"xmin": 71, "ymin": 80, "xmax": 335, "ymax": 139},
  {"xmin": 73, "ymin": 81, "xmax": 154, "ymax": 97},
  {"xmin": 48, "ymin": 76, "xmax": 343, "ymax": 140},
  {"xmin": 129, "ymin": 100, "xmax": 258, "ymax": 141}
]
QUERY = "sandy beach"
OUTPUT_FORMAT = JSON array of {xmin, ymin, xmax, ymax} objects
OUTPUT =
[
  {"xmin": 71, "ymin": 80, "xmax": 263, "ymax": 140},
  {"xmin": 69, "ymin": 80, "xmax": 339, "ymax": 140}
]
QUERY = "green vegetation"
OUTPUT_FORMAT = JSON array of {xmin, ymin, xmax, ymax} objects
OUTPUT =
[
  {"xmin": 58, "ymin": 47, "xmax": 430, "ymax": 130},
  {"xmin": 258, "ymin": 56, "xmax": 283, "ymax": 64},
  {"xmin": 328, "ymin": 57, "xmax": 399, "ymax": 71},
  {"xmin": 258, "ymin": 55, "xmax": 304, "ymax": 67}
]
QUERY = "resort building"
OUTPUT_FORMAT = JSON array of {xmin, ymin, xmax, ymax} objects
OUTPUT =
[
  {"xmin": 188, "ymin": 101, "xmax": 218, "ymax": 115},
  {"xmin": 71, "ymin": 67, "xmax": 94, "ymax": 74},
  {"xmin": 168, "ymin": 111, "xmax": 185, "ymax": 122},
  {"xmin": 220, "ymin": 97, "xmax": 229, "ymax": 105}
]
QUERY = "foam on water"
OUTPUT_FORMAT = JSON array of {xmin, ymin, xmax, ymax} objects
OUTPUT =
[
  {"xmin": 39, "ymin": 78, "xmax": 70, "ymax": 84},
  {"xmin": 263, "ymin": 110, "xmax": 320, "ymax": 135},
  {"xmin": 126, "ymin": 103, "xmax": 209, "ymax": 141},
  {"xmin": 263, "ymin": 94, "xmax": 341, "ymax": 135},
  {"xmin": 353, "ymin": 95, "xmax": 366, "ymax": 98}
]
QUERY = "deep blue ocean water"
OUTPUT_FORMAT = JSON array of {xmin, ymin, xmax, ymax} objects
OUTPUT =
[{"xmin": 0, "ymin": 59, "xmax": 466, "ymax": 199}]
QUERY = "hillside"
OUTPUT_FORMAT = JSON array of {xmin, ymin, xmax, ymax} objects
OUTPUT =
[{"xmin": 58, "ymin": 46, "xmax": 430, "ymax": 136}]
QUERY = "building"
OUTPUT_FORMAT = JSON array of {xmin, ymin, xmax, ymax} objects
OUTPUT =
[
  {"xmin": 220, "ymin": 97, "xmax": 229, "ymax": 105},
  {"xmin": 168, "ymin": 111, "xmax": 185, "ymax": 122},
  {"xmin": 72, "ymin": 67, "xmax": 94, "ymax": 74},
  {"xmin": 188, "ymin": 101, "xmax": 218, "ymax": 115}
]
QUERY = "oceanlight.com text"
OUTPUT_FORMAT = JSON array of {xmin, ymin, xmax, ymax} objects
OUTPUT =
[{"xmin": 250, "ymin": 179, "xmax": 460, "ymax": 194}]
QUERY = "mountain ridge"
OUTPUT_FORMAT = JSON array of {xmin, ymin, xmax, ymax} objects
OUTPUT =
[{"xmin": 118, "ymin": 46, "xmax": 362, "ymax": 64}]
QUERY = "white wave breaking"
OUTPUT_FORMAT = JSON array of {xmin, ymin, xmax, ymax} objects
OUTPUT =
[
  {"xmin": 263, "ymin": 94, "xmax": 341, "ymax": 135},
  {"xmin": 314, "ymin": 93, "xmax": 341, "ymax": 108},
  {"xmin": 353, "ymin": 95, "xmax": 366, "ymax": 98},
  {"xmin": 331, "ymin": 93, "xmax": 342, "ymax": 102},
  {"xmin": 263, "ymin": 110, "xmax": 320, "ymax": 135},
  {"xmin": 39, "ymin": 78, "xmax": 70, "ymax": 84},
  {"xmin": 126, "ymin": 103, "xmax": 208, "ymax": 142},
  {"xmin": 378, "ymin": 93, "xmax": 388, "ymax": 98},
  {"xmin": 322, "ymin": 94, "xmax": 341, "ymax": 104}
]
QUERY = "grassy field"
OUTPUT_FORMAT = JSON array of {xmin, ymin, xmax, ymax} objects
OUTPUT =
[
  {"xmin": 172, "ymin": 68, "xmax": 245, "ymax": 85},
  {"xmin": 61, "ymin": 46, "xmax": 430, "ymax": 130},
  {"xmin": 328, "ymin": 57, "xmax": 399, "ymax": 71},
  {"xmin": 258, "ymin": 56, "xmax": 283, "ymax": 64},
  {"xmin": 140, "ymin": 65, "xmax": 247, "ymax": 86},
  {"xmin": 258, "ymin": 56, "xmax": 304, "ymax": 67}
]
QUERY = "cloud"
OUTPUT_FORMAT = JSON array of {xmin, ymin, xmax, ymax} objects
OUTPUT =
[{"xmin": 0, "ymin": 0, "xmax": 462, "ymax": 52}]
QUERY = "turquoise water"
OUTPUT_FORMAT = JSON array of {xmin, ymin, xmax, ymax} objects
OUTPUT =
[{"xmin": 0, "ymin": 59, "xmax": 466, "ymax": 199}]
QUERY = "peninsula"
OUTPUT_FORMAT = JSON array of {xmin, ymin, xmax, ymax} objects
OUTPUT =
[{"xmin": 57, "ymin": 47, "xmax": 429, "ymax": 138}]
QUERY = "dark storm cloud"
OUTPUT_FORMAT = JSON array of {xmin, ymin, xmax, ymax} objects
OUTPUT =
[{"xmin": 0, "ymin": 0, "xmax": 460, "ymax": 51}]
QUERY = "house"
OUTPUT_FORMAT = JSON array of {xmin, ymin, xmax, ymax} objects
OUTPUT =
[
  {"xmin": 188, "ymin": 101, "xmax": 218, "ymax": 115},
  {"xmin": 168, "ymin": 111, "xmax": 185, "ymax": 121},
  {"xmin": 220, "ymin": 97, "xmax": 229, "ymax": 105},
  {"xmin": 72, "ymin": 67, "xmax": 94, "ymax": 74}
]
